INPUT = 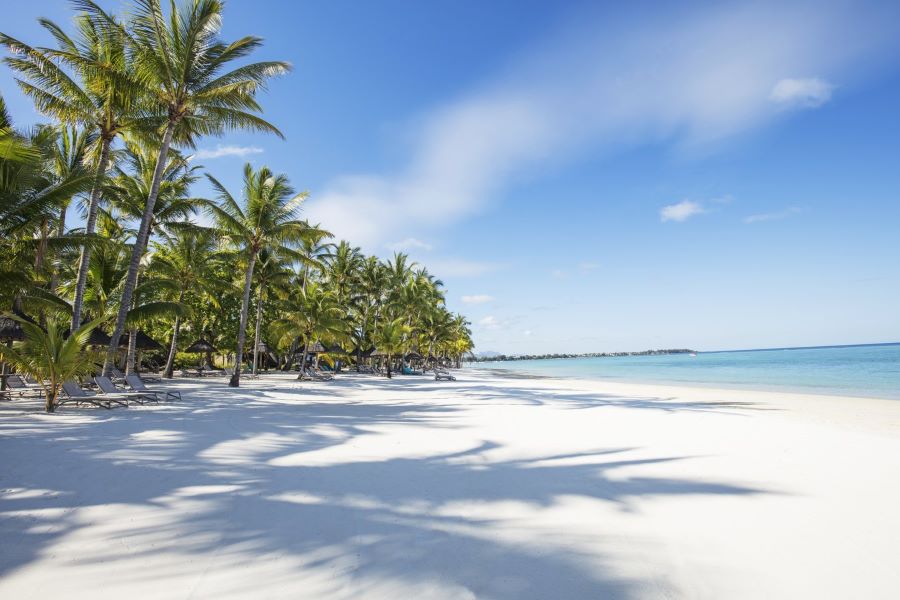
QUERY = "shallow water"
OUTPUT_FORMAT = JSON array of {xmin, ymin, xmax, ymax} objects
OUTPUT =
[{"xmin": 472, "ymin": 343, "xmax": 900, "ymax": 400}]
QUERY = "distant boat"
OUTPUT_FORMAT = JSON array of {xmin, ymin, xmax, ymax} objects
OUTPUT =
[{"xmin": 689, "ymin": 352, "xmax": 697, "ymax": 357}]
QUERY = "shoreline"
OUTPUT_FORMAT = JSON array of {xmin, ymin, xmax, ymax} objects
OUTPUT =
[
  {"xmin": 471, "ymin": 363, "xmax": 900, "ymax": 403},
  {"xmin": 2, "ymin": 370, "xmax": 898, "ymax": 598}
]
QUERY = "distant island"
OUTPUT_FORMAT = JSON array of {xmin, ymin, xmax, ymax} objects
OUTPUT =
[{"xmin": 468, "ymin": 349, "xmax": 696, "ymax": 362}]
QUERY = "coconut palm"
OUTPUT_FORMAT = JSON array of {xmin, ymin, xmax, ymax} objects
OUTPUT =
[
  {"xmin": 206, "ymin": 164, "xmax": 311, "ymax": 387},
  {"xmin": 249, "ymin": 248, "xmax": 293, "ymax": 376},
  {"xmin": 1, "ymin": 7, "xmax": 142, "ymax": 330},
  {"xmin": 102, "ymin": 0, "xmax": 291, "ymax": 376},
  {"xmin": 0, "ymin": 315, "xmax": 102, "ymax": 412},
  {"xmin": 149, "ymin": 227, "xmax": 219, "ymax": 377},
  {"xmin": 272, "ymin": 282, "xmax": 346, "ymax": 379},
  {"xmin": 375, "ymin": 317, "xmax": 410, "ymax": 379}
]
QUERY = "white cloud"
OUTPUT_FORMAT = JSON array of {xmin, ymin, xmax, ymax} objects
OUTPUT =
[
  {"xmin": 770, "ymin": 78, "xmax": 834, "ymax": 108},
  {"xmin": 743, "ymin": 206, "xmax": 802, "ymax": 224},
  {"xmin": 579, "ymin": 262, "xmax": 600, "ymax": 271},
  {"xmin": 386, "ymin": 237, "xmax": 433, "ymax": 252},
  {"xmin": 461, "ymin": 294, "xmax": 494, "ymax": 305},
  {"xmin": 660, "ymin": 200, "xmax": 705, "ymax": 222},
  {"xmin": 478, "ymin": 316, "xmax": 500, "ymax": 329},
  {"xmin": 551, "ymin": 269, "xmax": 568, "ymax": 279},
  {"xmin": 304, "ymin": 3, "xmax": 896, "ymax": 249},
  {"xmin": 194, "ymin": 145, "xmax": 264, "ymax": 160},
  {"xmin": 523, "ymin": 330, "xmax": 533, "ymax": 336},
  {"xmin": 427, "ymin": 259, "xmax": 500, "ymax": 278}
]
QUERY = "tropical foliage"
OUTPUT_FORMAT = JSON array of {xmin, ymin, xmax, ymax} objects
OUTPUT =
[{"xmin": 0, "ymin": 0, "xmax": 473, "ymax": 412}]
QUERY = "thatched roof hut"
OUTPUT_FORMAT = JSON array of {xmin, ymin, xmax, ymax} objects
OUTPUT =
[{"xmin": 185, "ymin": 338, "xmax": 217, "ymax": 353}]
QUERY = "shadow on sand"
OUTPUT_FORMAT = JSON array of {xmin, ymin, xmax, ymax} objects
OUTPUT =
[{"xmin": 0, "ymin": 376, "xmax": 772, "ymax": 598}]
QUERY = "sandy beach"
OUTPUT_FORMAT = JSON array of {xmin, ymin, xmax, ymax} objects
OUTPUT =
[{"xmin": 1, "ymin": 370, "xmax": 898, "ymax": 599}]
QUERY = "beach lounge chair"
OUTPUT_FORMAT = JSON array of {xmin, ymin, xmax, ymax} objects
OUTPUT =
[
  {"xmin": 5, "ymin": 374, "xmax": 45, "ymax": 398},
  {"xmin": 60, "ymin": 381, "xmax": 129, "ymax": 409},
  {"xmin": 434, "ymin": 367, "xmax": 456, "ymax": 381},
  {"xmin": 126, "ymin": 375, "xmax": 181, "ymax": 402},
  {"xmin": 301, "ymin": 367, "xmax": 333, "ymax": 382},
  {"xmin": 94, "ymin": 376, "xmax": 158, "ymax": 404}
]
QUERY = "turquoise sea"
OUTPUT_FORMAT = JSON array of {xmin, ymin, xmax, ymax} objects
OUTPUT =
[{"xmin": 471, "ymin": 343, "xmax": 900, "ymax": 400}]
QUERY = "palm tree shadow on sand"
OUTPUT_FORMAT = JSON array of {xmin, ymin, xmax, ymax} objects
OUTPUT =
[{"xmin": 0, "ymin": 383, "xmax": 775, "ymax": 598}]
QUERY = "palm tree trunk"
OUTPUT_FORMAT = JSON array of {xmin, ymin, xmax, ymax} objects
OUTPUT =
[
  {"xmin": 252, "ymin": 286, "xmax": 263, "ymax": 377},
  {"xmin": 48, "ymin": 203, "xmax": 67, "ymax": 294},
  {"xmin": 163, "ymin": 291, "xmax": 185, "ymax": 378},
  {"xmin": 104, "ymin": 121, "xmax": 175, "ymax": 376},
  {"xmin": 125, "ymin": 327, "xmax": 138, "ymax": 376},
  {"xmin": 296, "ymin": 334, "xmax": 309, "ymax": 380},
  {"xmin": 386, "ymin": 353, "xmax": 392, "ymax": 378},
  {"xmin": 230, "ymin": 251, "xmax": 257, "ymax": 387},
  {"xmin": 71, "ymin": 138, "xmax": 112, "ymax": 331}
]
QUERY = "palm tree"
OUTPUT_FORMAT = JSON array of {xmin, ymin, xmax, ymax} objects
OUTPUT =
[
  {"xmin": 0, "ymin": 315, "xmax": 102, "ymax": 412},
  {"xmin": 375, "ymin": 317, "xmax": 410, "ymax": 379},
  {"xmin": 249, "ymin": 248, "xmax": 292, "ymax": 376},
  {"xmin": 1, "ymin": 6, "xmax": 141, "ymax": 330},
  {"xmin": 206, "ymin": 164, "xmax": 310, "ymax": 387},
  {"xmin": 102, "ymin": 0, "xmax": 290, "ymax": 376},
  {"xmin": 272, "ymin": 283, "xmax": 346, "ymax": 379},
  {"xmin": 149, "ymin": 227, "xmax": 218, "ymax": 377}
]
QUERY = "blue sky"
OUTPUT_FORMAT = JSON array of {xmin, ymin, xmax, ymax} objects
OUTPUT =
[{"xmin": 3, "ymin": 1, "xmax": 899, "ymax": 353}]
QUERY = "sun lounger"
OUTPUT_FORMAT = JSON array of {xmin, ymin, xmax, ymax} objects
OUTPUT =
[
  {"xmin": 125, "ymin": 375, "xmax": 181, "ymax": 402},
  {"xmin": 94, "ymin": 376, "xmax": 158, "ymax": 404},
  {"xmin": 5, "ymin": 374, "xmax": 45, "ymax": 398},
  {"xmin": 60, "ymin": 381, "xmax": 129, "ymax": 409},
  {"xmin": 434, "ymin": 367, "xmax": 456, "ymax": 381},
  {"xmin": 301, "ymin": 368, "xmax": 333, "ymax": 381}
]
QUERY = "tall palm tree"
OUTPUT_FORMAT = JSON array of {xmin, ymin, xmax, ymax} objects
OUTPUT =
[
  {"xmin": 102, "ymin": 0, "xmax": 291, "ymax": 376},
  {"xmin": 206, "ymin": 164, "xmax": 310, "ymax": 387},
  {"xmin": 1, "ymin": 6, "xmax": 141, "ymax": 330}
]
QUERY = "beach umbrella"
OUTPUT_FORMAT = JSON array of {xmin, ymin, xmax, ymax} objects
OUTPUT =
[
  {"xmin": 120, "ymin": 330, "xmax": 164, "ymax": 352},
  {"xmin": 256, "ymin": 341, "xmax": 272, "ymax": 353},
  {"xmin": 64, "ymin": 327, "xmax": 112, "ymax": 347},
  {"xmin": 307, "ymin": 341, "xmax": 326, "ymax": 354},
  {"xmin": 325, "ymin": 342, "xmax": 347, "ymax": 354},
  {"xmin": 405, "ymin": 351, "xmax": 423, "ymax": 361},
  {"xmin": 0, "ymin": 316, "xmax": 26, "ymax": 342},
  {"xmin": 185, "ymin": 338, "xmax": 217, "ymax": 353},
  {"xmin": 371, "ymin": 348, "xmax": 386, "ymax": 357}
]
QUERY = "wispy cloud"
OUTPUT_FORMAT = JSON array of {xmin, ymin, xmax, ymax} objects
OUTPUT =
[
  {"xmin": 461, "ymin": 294, "xmax": 494, "ymax": 305},
  {"xmin": 660, "ymin": 200, "xmax": 705, "ymax": 223},
  {"xmin": 386, "ymin": 237, "xmax": 432, "ymax": 252},
  {"xmin": 579, "ymin": 262, "xmax": 600, "ymax": 272},
  {"xmin": 194, "ymin": 145, "xmax": 264, "ymax": 160},
  {"xmin": 743, "ymin": 206, "xmax": 802, "ymax": 224},
  {"xmin": 426, "ymin": 259, "xmax": 500, "ymax": 278},
  {"xmin": 478, "ymin": 316, "xmax": 500, "ymax": 330},
  {"xmin": 770, "ymin": 78, "xmax": 834, "ymax": 108},
  {"xmin": 304, "ymin": 3, "xmax": 897, "ymax": 248}
]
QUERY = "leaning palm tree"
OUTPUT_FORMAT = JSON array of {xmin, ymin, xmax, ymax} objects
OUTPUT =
[
  {"xmin": 1, "ymin": 7, "xmax": 141, "ymax": 330},
  {"xmin": 206, "ymin": 164, "xmax": 311, "ymax": 387},
  {"xmin": 0, "ymin": 315, "xmax": 101, "ymax": 412},
  {"xmin": 102, "ymin": 0, "xmax": 291, "ymax": 376}
]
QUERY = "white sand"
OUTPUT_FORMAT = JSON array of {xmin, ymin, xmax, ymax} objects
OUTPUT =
[{"xmin": 1, "ymin": 370, "xmax": 898, "ymax": 599}]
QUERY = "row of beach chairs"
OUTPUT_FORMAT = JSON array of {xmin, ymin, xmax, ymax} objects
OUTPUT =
[{"xmin": 2, "ymin": 373, "xmax": 181, "ymax": 409}]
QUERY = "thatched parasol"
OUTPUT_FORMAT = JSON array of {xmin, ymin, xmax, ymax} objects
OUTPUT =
[
  {"xmin": 405, "ymin": 351, "xmax": 423, "ymax": 361},
  {"xmin": 185, "ymin": 338, "xmax": 217, "ymax": 353},
  {"xmin": 324, "ymin": 342, "xmax": 347, "ymax": 354},
  {"xmin": 0, "ymin": 311, "xmax": 38, "ymax": 342},
  {"xmin": 120, "ymin": 330, "xmax": 164, "ymax": 352},
  {"xmin": 256, "ymin": 341, "xmax": 272, "ymax": 353},
  {"xmin": 306, "ymin": 341, "xmax": 326, "ymax": 354},
  {"xmin": 371, "ymin": 348, "xmax": 387, "ymax": 357}
]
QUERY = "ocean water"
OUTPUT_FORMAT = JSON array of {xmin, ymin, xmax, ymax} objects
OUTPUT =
[{"xmin": 471, "ymin": 343, "xmax": 900, "ymax": 400}]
